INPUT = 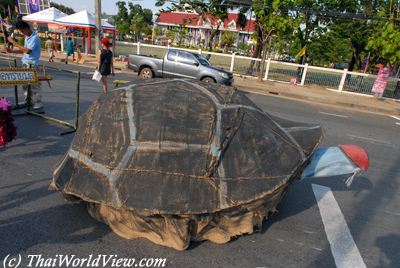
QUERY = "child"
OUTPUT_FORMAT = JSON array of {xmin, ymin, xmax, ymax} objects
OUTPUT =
[
  {"xmin": 76, "ymin": 44, "xmax": 84, "ymax": 64},
  {"xmin": 45, "ymin": 36, "xmax": 54, "ymax": 62}
]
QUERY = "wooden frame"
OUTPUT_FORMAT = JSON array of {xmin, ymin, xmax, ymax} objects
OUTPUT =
[{"xmin": 0, "ymin": 68, "xmax": 38, "ymax": 86}]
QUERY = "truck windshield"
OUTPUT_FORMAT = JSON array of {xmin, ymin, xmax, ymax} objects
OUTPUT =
[{"xmin": 193, "ymin": 54, "xmax": 211, "ymax": 66}]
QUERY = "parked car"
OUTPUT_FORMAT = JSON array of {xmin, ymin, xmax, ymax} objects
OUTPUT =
[
  {"xmin": 280, "ymin": 54, "xmax": 297, "ymax": 63},
  {"xmin": 128, "ymin": 49, "xmax": 234, "ymax": 85}
]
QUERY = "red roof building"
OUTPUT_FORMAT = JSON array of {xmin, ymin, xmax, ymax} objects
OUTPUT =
[
  {"xmin": 157, "ymin": 11, "xmax": 255, "ymax": 33},
  {"xmin": 155, "ymin": 11, "xmax": 256, "ymax": 47}
]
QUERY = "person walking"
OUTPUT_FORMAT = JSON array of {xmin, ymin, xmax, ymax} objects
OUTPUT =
[
  {"xmin": 5, "ymin": 20, "xmax": 44, "ymax": 112},
  {"xmin": 97, "ymin": 38, "xmax": 114, "ymax": 94},
  {"xmin": 372, "ymin": 63, "xmax": 392, "ymax": 99},
  {"xmin": 45, "ymin": 36, "xmax": 55, "ymax": 62},
  {"xmin": 65, "ymin": 36, "xmax": 74, "ymax": 64}
]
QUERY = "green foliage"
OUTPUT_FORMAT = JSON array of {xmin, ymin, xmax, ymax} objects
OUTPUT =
[
  {"xmin": 129, "ymin": 4, "xmax": 153, "ymax": 36},
  {"xmin": 366, "ymin": 21, "xmax": 400, "ymax": 65},
  {"xmin": 113, "ymin": 2, "xmax": 153, "ymax": 38},
  {"xmin": 166, "ymin": 29, "xmax": 177, "ymax": 41},
  {"xmin": 251, "ymin": 0, "xmax": 297, "ymax": 79},
  {"xmin": 252, "ymin": 0, "xmax": 296, "ymax": 44},
  {"xmin": 308, "ymin": 31, "xmax": 352, "ymax": 66},
  {"xmin": 158, "ymin": 0, "xmax": 400, "ymax": 69},
  {"xmin": 113, "ymin": 1, "xmax": 131, "ymax": 36},
  {"xmin": 221, "ymin": 31, "xmax": 237, "ymax": 52}
]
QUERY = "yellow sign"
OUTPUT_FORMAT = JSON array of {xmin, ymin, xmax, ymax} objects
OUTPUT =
[
  {"xmin": 296, "ymin": 45, "xmax": 307, "ymax": 58},
  {"xmin": 0, "ymin": 68, "xmax": 38, "ymax": 86}
]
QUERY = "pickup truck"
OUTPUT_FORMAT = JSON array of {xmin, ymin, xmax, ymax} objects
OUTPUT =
[{"xmin": 128, "ymin": 49, "xmax": 234, "ymax": 85}]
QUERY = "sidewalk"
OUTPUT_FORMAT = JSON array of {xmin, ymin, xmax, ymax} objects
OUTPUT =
[
  {"xmin": 234, "ymin": 76, "xmax": 400, "ymax": 116},
  {"xmin": 2, "ymin": 48, "xmax": 399, "ymax": 116}
]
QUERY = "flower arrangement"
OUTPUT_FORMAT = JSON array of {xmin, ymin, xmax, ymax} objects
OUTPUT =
[{"xmin": 0, "ymin": 97, "xmax": 17, "ymax": 147}]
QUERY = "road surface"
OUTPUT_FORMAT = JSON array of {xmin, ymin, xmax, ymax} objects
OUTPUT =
[{"xmin": 0, "ymin": 59, "xmax": 399, "ymax": 268}]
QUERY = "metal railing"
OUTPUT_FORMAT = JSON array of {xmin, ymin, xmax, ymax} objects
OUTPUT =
[
  {"xmin": 0, "ymin": 56, "xmax": 81, "ymax": 135},
  {"xmin": 118, "ymin": 42, "xmax": 400, "ymax": 100},
  {"xmin": 28, "ymin": 65, "xmax": 81, "ymax": 135}
]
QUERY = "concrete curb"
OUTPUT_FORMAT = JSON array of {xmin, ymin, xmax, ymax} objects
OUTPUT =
[{"xmin": 237, "ymin": 84, "xmax": 400, "ymax": 116}]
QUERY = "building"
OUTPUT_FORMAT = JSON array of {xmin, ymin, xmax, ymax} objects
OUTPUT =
[
  {"xmin": 17, "ymin": 0, "xmax": 50, "ymax": 14},
  {"xmin": 155, "ymin": 11, "xmax": 255, "ymax": 48}
]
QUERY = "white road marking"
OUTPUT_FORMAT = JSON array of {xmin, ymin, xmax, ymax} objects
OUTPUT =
[
  {"xmin": 310, "ymin": 247, "xmax": 323, "ymax": 251},
  {"xmin": 383, "ymin": 210, "xmax": 400, "ymax": 217},
  {"xmin": 390, "ymin": 115, "xmax": 400, "ymax": 121},
  {"xmin": 319, "ymin": 111, "xmax": 348, "ymax": 118},
  {"xmin": 312, "ymin": 184, "xmax": 366, "ymax": 268},
  {"xmin": 346, "ymin": 134, "xmax": 391, "ymax": 145},
  {"xmin": 396, "ymin": 122, "xmax": 400, "ymax": 126}
]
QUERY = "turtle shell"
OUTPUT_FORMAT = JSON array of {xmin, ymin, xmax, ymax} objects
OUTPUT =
[{"xmin": 52, "ymin": 79, "xmax": 323, "ymax": 215}]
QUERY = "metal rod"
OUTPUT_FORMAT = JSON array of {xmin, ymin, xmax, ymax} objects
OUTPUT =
[
  {"xmin": 75, "ymin": 71, "xmax": 81, "ymax": 129},
  {"xmin": 44, "ymin": 65, "xmax": 79, "ymax": 74},
  {"xmin": 60, "ymin": 129, "xmax": 77, "ymax": 136},
  {"xmin": 26, "ymin": 85, "xmax": 32, "ymax": 111},
  {"xmin": 27, "ymin": 111, "xmax": 76, "ymax": 129},
  {"xmin": 13, "ymin": 58, "xmax": 19, "ymax": 106}
]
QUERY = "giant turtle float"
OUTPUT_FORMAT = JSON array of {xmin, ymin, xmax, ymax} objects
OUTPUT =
[{"xmin": 50, "ymin": 79, "xmax": 368, "ymax": 250}]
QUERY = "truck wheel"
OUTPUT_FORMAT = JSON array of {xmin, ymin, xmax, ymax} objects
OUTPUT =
[
  {"xmin": 201, "ymin": 77, "xmax": 216, "ymax": 84},
  {"xmin": 140, "ymin": 67, "xmax": 153, "ymax": 80}
]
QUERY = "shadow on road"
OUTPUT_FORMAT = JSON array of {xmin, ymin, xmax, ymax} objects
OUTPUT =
[
  {"xmin": 311, "ymin": 153, "xmax": 400, "ymax": 267},
  {"xmin": 375, "ymin": 234, "xmax": 400, "ymax": 267},
  {"xmin": 0, "ymin": 203, "xmax": 110, "ymax": 258}
]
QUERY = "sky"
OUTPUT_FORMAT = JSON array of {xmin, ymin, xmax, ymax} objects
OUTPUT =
[{"xmin": 51, "ymin": 0, "xmax": 164, "ymax": 15}]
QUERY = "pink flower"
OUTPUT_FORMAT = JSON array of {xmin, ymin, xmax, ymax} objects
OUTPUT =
[{"xmin": 0, "ymin": 97, "xmax": 11, "ymax": 111}]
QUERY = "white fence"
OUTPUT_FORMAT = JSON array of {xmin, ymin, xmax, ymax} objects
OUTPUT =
[{"xmin": 116, "ymin": 41, "xmax": 400, "ymax": 100}]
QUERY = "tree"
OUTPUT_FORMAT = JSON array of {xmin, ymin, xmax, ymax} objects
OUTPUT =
[
  {"xmin": 221, "ymin": 31, "xmax": 236, "ymax": 53},
  {"xmin": 128, "ymin": 4, "xmax": 153, "ymax": 41},
  {"xmin": 307, "ymin": 30, "xmax": 353, "ymax": 66},
  {"xmin": 113, "ymin": 1, "xmax": 131, "ymax": 37},
  {"xmin": 250, "ymin": 0, "xmax": 296, "ymax": 80},
  {"xmin": 166, "ymin": 29, "xmax": 177, "ymax": 42},
  {"xmin": 156, "ymin": 0, "xmax": 247, "ymax": 57},
  {"xmin": 366, "ymin": 3, "xmax": 400, "ymax": 67},
  {"xmin": 367, "ymin": 21, "xmax": 400, "ymax": 66},
  {"xmin": 113, "ymin": 2, "xmax": 153, "ymax": 41}
]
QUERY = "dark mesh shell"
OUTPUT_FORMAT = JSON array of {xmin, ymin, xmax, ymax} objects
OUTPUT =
[{"xmin": 52, "ymin": 79, "xmax": 323, "ymax": 214}]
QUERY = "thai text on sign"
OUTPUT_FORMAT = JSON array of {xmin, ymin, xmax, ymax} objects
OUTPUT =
[{"xmin": 0, "ymin": 68, "xmax": 38, "ymax": 86}]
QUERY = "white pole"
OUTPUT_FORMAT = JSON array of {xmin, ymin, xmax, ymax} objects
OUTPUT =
[
  {"xmin": 263, "ymin": 58, "xmax": 271, "ymax": 81},
  {"xmin": 60, "ymin": 34, "xmax": 64, "ymax": 52},
  {"xmin": 137, "ymin": 42, "xmax": 141, "ymax": 55},
  {"xmin": 85, "ymin": 36, "xmax": 88, "ymax": 55},
  {"xmin": 230, "ymin": 52, "xmax": 236, "ymax": 72},
  {"xmin": 300, "ymin": 63, "xmax": 308, "ymax": 85},
  {"xmin": 338, "ymin": 68, "xmax": 348, "ymax": 91}
]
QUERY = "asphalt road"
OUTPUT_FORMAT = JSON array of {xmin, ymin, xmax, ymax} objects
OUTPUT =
[{"xmin": 0, "ymin": 59, "xmax": 399, "ymax": 268}]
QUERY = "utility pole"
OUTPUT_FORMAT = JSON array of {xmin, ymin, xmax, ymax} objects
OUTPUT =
[{"xmin": 95, "ymin": 0, "xmax": 102, "ymax": 57}]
